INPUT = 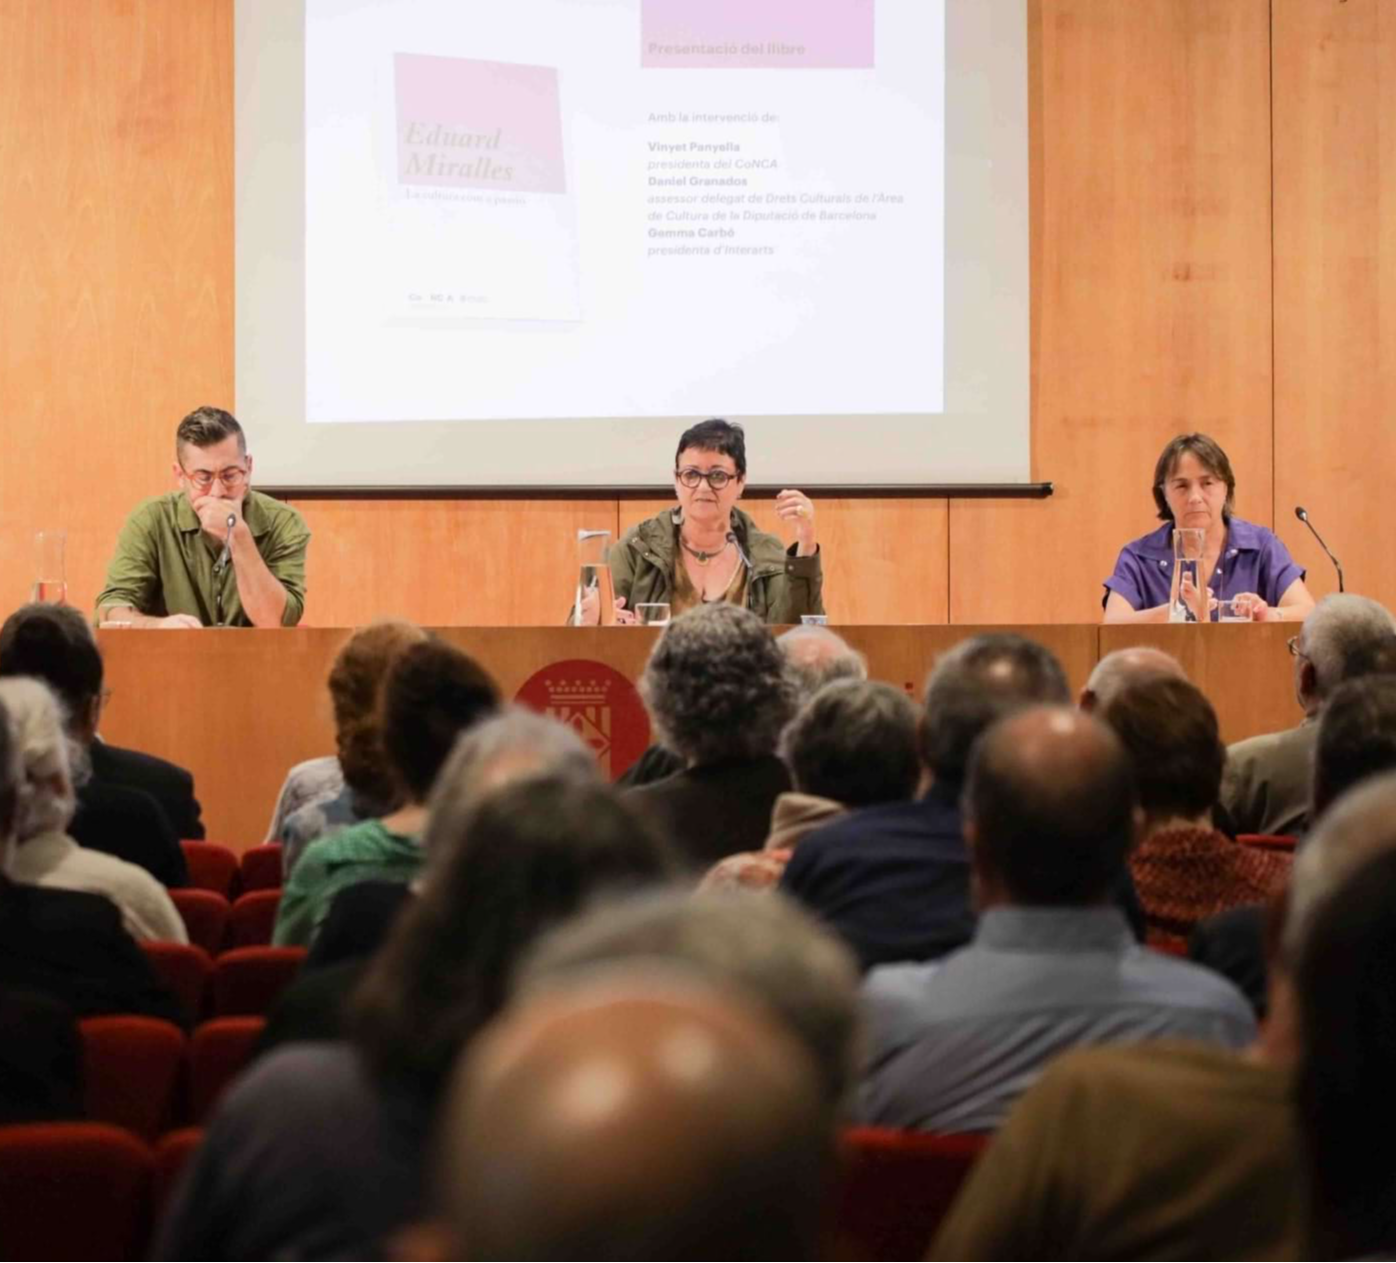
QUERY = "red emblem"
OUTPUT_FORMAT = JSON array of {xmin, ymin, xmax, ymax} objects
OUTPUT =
[{"xmin": 514, "ymin": 659, "xmax": 651, "ymax": 780}]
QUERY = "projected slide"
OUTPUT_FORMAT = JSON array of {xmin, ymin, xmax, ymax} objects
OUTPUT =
[{"xmin": 305, "ymin": 0, "xmax": 945, "ymax": 424}]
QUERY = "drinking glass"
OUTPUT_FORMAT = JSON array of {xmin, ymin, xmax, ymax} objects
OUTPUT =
[
  {"xmin": 634, "ymin": 602, "xmax": 671, "ymax": 626},
  {"xmin": 801, "ymin": 614, "xmax": 830, "ymax": 627},
  {"xmin": 1168, "ymin": 529, "xmax": 1206, "ymax": 623},
  {"xmin": 32, "ymin": 531, "xmax": 67, "ymax": 604},
  {"xmin": 1214, "ymin": 598, "xmax": 1249, "ymax": 623},
  {"xmin": 575, "ymin": 530, "xmax": 615, "ymax": 626}
]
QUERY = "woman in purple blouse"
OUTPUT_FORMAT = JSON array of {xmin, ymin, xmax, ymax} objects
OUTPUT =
[{"xmin": 1103, "ymin": 434, "xmax": 1316, "ymax": 624}]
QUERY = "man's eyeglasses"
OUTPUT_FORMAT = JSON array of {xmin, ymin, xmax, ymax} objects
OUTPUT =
[
  {"xmin": 182, "ymin": 466, "xmax": 248, "ymax": 492},
  {"xmin": 1287, "ymin": 636, "xmax": 1307, "ymax": 659},
  {"xmin": 676, "ymin": 467, "xmax": 736, "ymax": 490}
]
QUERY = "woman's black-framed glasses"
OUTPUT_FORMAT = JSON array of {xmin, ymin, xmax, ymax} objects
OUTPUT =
[{"xmin": 676, "ymin": 467, "xmax": 734, "ymax": 490}]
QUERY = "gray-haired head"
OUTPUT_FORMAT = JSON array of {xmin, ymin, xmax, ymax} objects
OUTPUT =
[
  {"xmin": 775, "ymin": 625, "xmax": 867, "ymax": 705},
  {"xmin": 1312, "ymin": 674, "xmax": 1396, "ymax": 820},
  {"xmin": 1283, "ymin": 772, "xmax": 1396, "ymax": 967},
  {"xmin": 640, "ymin": 604, "xmax": 797, "ymax": 766},
  {"xmin": 1080, "ymin": 646, "xmax": 1187, "ymax": 714},
  {"xmin": 0, "ymin": 677, "xmax": 77, "ymax": 842},
  {"xmin": 422, "ymin": 708, "xmax": 599, "ymax": 869},
  {"xmin": 921, "ymin": 634, "xmax": 1071, "ymax": 790},
  {"xmin": 780, "ymin": 679, "xmax": 920, "ymax": 807},
  {"xmin": 1297, "ymin": 594, "xmax": 1396, "ymax": 713},
  {"xmin": 517, "ymin": 888, "xmax": 861, "ymax": 1109}
]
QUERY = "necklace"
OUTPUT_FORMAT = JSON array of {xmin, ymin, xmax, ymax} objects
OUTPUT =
[{"xmin": 680, "ymin": 534, "xmax": 729, "ymax": 566}]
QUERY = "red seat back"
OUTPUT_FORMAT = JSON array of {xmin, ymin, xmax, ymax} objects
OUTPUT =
[
  {"xmin": 188, "ymin": 1017, "xmax": 266, "ymax": 1122},
  {"xmin": 169, "ymin": 888, "xmax": 230, "ymax": 956},
  {"xmin": 226, "ymin": 889, "xmax": 281, "ymax": 949},
  {"xmin": 0, "ymin": 1122, "xmax": 154, "ymax": 1261},
  {"xmin": 139, "ymin": 941, "xmax": 213, "ymax": 1027},
  {"xmin": 1237, "ymin": 833, "xmax": 1297, "ymax": 852},
  {"xmin": 212, "ymin": 946, "xmax": 306, "ymax": 1017},
  {"xmin": 153, "ymin": 1127, "xmax": 204, "ymax": 1221},
  {"xmin": 239, "ymin": 842, "xmax": 284, "ymax": 892},
  {"xmin": 180, "ymin": 841, "xmax": 240, "ymax": 898},
  {"xmin": 834, "ymin": 1127, "xmax": 988, "ymax": 1261},
  {"xmin": 78, "ymin": 1016, "xmax": 186, "ymax": 1141}
]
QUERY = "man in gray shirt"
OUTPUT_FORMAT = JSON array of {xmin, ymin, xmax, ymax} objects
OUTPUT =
[{"xmin": 860, "ymin": 706, "xmax": 1255, "ymax": 1134}]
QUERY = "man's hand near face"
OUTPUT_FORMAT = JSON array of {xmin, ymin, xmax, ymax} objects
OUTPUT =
[{"xmin": 193, "ymin": 493, "xmax": 243, "ymax": 543}]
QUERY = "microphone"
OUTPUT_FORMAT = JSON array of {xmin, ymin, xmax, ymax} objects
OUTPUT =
[
  {"xmin": 727, "ymin": 531, "xmax": 752, "ymax": 569},
  {"xmin": 214, "ymin": 513, "xmax": 236, "ymax": 574},
  {"xmin": 1295, "ymin": 506, "xmax": 1344, "ymax": 593}
]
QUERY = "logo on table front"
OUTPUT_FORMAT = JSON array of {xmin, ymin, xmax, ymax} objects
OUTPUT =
[{"xmin": 514, "ymin": 659, "xmax": 650, "ymax": 779}]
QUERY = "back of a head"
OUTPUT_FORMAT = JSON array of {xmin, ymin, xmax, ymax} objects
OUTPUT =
[
  {"xmin": 1300, "ymin": 593, "xmax": 1396, "ymax": 703},
  {"xmin": 0, "ymin": 603, "xmax": 103, "ymax": 723},
  {"xmin": 1313, "ymin": 674, "xmax": 1396, "ymax": 817},
  {"xmin": 518, "ymin": 888, "xmax": 861, "ymax": 1109},
  {"xmin": 965, "ymin": 706, "xmax": 1137, "ymax": 906},
  {"xmin": 781, "ymin": 679, "xmax": 920, "ymax": 807},
  {"xmin": 436, "ymin": 980, "xmax": 831, "ymax": 1260},
  {"xmin": 350, "ymin": 774, "xmax": 673, "ymax": 1093},
  {"xmin": 176, "ymin": 405, "xmax": 245, "ymax": 456},
  {"xmin": 1080, "ymin": 646, "xmax": 1186, "ymax": 713},
  {"xmin": 1295, "ymin": 847, "xmax": 1396, "ymax": 1259},
  {"xmin": 381, "ymin": 639, "xmax": 501, "ymax": 802},
  {"xmin": 776, "ymin": 625, "xmax": 867, "ymax": 705},
  {"xmin": 328, "ymin": 619, "xmax": 428, "ymax": 807},
  {"xmin": 0, "ymin": 677, "xmax": 76, "ymax": 842},
  {"xmin": 640, "ymin": 604, "xmax": 796, "ymax": 765},
  {"xmin": 922, "ymin": 634, "xmax": 1071, "ymax": 788},
  {"xmin": 1098, "ymin": 676, "xmax": 1224, "ymax": 821}
]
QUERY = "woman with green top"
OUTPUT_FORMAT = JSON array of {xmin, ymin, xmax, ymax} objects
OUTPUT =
[{"xmin": 273, "ymin": 638, "xmax": 500, "ymax": 947}]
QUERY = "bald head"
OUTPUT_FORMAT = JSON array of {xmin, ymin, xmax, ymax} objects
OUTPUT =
[
  {"xmin": 436, "ymin": 981, "xmax": 833, "ymax": 1261},
  {"xmin": 776, "ymin": 625, "xmax": 867, "ymax": 704},
  {"xmin": 965, "ymin": 706, "xmax": 1138, "ymax": 906},
  {"xmin": 1080, "ymin": 646, "xmax": 1187, "ymax": 714}
]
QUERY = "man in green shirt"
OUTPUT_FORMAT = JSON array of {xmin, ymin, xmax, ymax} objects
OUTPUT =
[{"xmin": 95, "ymin": 407, "xmax": 310, "ymax": 628}]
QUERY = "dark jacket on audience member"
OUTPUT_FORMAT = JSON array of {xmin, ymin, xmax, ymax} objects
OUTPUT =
[
  {"xmin": 70, "ymin": 781, "xmax": 187, "ymax": 888},
  {"xmin": 626, "ymin": 754, "xmax": 791, "ymax": 871},
  {"xmin": 88, "ymin": 739, "xmax": 205, "ymax": 841},
  {"xmin": 1189, "ymin": 904, "xmax": 1270, "ymax": 1018},
  {"xmin": 0, "ymin": 986, "xmax": 83, "ymax": 1123},
  {"xmin": 0, "ymin": 877, "xmax": 184, "ymax": 1026}
]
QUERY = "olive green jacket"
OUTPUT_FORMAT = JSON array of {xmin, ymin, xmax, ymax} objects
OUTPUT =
[{"xmin": 612, "ymin": 506, "xmax": 824, "ymax": 624}]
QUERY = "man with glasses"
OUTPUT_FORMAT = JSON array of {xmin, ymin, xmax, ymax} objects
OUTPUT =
[{"xmin": 95, "ymin": 407, "xmax": 310, "ymax": 627}]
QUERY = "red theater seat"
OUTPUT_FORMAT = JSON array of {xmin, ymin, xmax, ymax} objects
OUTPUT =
[
  {"xmin": 139, "ymin": 941, "xmax": 213, "ymax": 1026},
  {"xmin": 226, "ymin": 889, "xmax": 281, "ymax": 949},
  {"xmin": 189, "ymin": 1017, "xmax": 266, "ymax": 1122},
  {"xmin": 153, "ymin": 1128, "xmax": 204, "ymax": 1219},
  {"xmin": 79, "ymin": 1016, "xmax": 186, "ymax": 1141},
  {"xmin": 1238, "ymin": 833, "xmax": 1297, "ymax": 853},
  {"xmin": 239, "ymin": 842, "xmax": 284, "ymax": 892},
  {"xmin": 169, "ymin": 888, "xmax": 231, "ymax": 956},
  {"xmin": 180, "ymin": 841, "xmax": 240, "ymax": 897},
  {"xmin": 212, "ymin": 946, "xmax": 306, "ymax": 1017}
]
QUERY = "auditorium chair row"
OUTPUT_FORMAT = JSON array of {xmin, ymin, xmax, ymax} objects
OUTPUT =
[
  {"xmin": 169, "ymin": 887, "xmax": 280, "ymax": 956},
  {"xmin": 140, "ymin": 941, "xmax": 305, "ymax": 1027},
  {"xmin": 0, "ymin": 1119, "xmax": 988, "ymax": 1263},
  {"xmin": 179, "ymin": 839, "xmax": 283, "ymax": 899}
]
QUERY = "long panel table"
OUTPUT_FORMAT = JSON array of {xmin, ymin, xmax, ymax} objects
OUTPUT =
[{"xmin": 95, "ymin": 623, "xmax": 1298, "ymax": 848}]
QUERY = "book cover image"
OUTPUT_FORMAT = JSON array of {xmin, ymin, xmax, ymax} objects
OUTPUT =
[{"xmin": 382, "ymin": 52, "xmax": 581, "ymax": 324}]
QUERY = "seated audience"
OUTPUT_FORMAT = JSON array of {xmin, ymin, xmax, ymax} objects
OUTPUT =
[
  {"xmin": 273, "ymin": 639, "xmax": 499, "ymax": 946},
  {"xmin": 259, "ymin": 709, "xmax": 602, "ymax": 1051},
  {"xmin": 1295, "ymin": 846, "xmax": 1396, "ymax": 1259},
  {"xmin": 0, "ymin": 602, "xmax": 191, "ymax": 884},
  {"xmin": 861, "ymin": 706, "xmax": 1253, "ymax": 1134},
  {"xmin": 1221, "ymin": 592, "xmax": 1396, "ymax": 838},
  {"xmin": 0, "ymin": 986, "xmax": 82, "ymax": 1123},
  {"xmin": 627, "ymin": 604, "xmax": 797, "ymax": 868},
  {"xmin": 518, "ymin": 889, "xmax": 861, "ymax": 1110},
  {"xmin": 423, "ymin": 978, "xmax": 835, "ymax": 1262},
  {"xmin": 930, "ymin": 763, "xmax": 1396, "ymax": 1260},
  {"xmin": 1076, "ymin": 644, "xmax": 1186, "ymax": 713},
  {"xmin": 274, "ymin": 620, "xmax": 428, "ymax": 874},
  {"xmin": 702, "ymin": 679, "xmax": 920, "ymax": 891},
  {"xmin": 617, "ymin": 621, "xmax": 865, "ymax": 789},
  {"xmin": 0, "ymin": 695, "xmax": 183, "ymax": 1025},
  {"xmin": 0, "ymin": 677, "xmax": 185, "ymax": 943},
  {"xmin": 156, "ymin": 775, "xmax": 672, "ymax": 1260},
  {"xmin": 1101, "ymin": 675, "xmax": 1290, "ymax": 942}
]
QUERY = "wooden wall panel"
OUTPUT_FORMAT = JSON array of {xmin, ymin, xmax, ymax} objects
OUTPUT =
[
  {"xmin": 1273, "ymin": 0, "xmax": 1396, "ymax": 607},
  {"xmin": 950, "ymin": 0, "xmax": 1275, "ymax": 623},
  {"xmin": 619, "ymin": 496, "xmax": 949, "ymax": 624},
  {"xmin": 0, "ymin": 0, "xmax": 233, "ymax": 616}
]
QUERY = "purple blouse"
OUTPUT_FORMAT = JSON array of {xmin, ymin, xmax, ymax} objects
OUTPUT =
[{"xmin": 1103, "ymin": 518, "xmax": 1305, "ymax": 612}]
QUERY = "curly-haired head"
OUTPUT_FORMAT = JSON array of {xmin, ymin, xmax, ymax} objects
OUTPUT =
[
  {"xmin": 327, "ymin": 621, "xmax": 429, "ymax": 810},
  {"xmin": 639, "ymin": 604, "xmax": 796, "ymax": 766}
]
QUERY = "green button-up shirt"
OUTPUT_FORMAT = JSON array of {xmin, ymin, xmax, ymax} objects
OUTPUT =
[{"xmin": 95, "ymin": 489, "xmax": 310, "ymax": 627}]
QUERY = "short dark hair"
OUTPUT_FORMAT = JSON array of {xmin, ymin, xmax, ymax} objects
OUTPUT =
[
  {"xmin": 1152, "ymin": 432, "xmax": 1236, "ymax": 523},
  {"xmin": 675, "ymin": 418, "xmax": 746, "ymax": 477},
  {"xmin": 782, "ymin": 680, "xmax": 920, "ymax": 807},
  {"xmin": 965, "ymin": 707, "xmax": 1138, "ymax": 906},
  {"xmin": 0, "ymin": 695, "xmax": 16, "ymax": 841},
  {"xmin": 1314, "ymin": 674, "xmax": 1396, "ymax": 817},
  {"xmin": 0, "ymin": 603, "xmax": 103, "ymax": 720},
  {"xmin": 1296, "ymin": 847, "xmax": 1396, "ymax": 1258},
  {"xmin": 350, "ymin": 774, "xmax": 673, "ymax": 1093},
  {"xmin": 176, "ymin": 406, "xmax": 246, "ymax": 458},
  {"xmin": 920, "ymin": 634, "xmax": 1071, "ymax": 788},
  {"xmin": 381, "ymin": 640, "xmax": 501, "ymax": 801},
  {"xmin": 1099, "ymin": 676, "xmax": 1225, "ymax": 819}
]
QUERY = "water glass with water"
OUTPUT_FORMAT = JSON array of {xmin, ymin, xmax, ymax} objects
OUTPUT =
[
  {"xmin": 1168, "ymin": 528, "xmax": 1206, "ymax": 623},
  {"xmin": 32, "ymin": 531, "xmax": 67, "ymax": 605},
  {"xmin": 634, "ymin": 603, "xmax": 671, "ymax": 626},
  {"xmin": 575, "ymin": 529, "xmax": 615, "ymax": 626}
]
